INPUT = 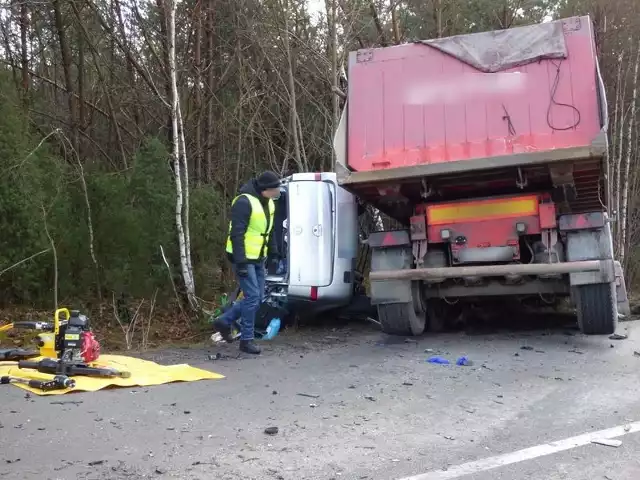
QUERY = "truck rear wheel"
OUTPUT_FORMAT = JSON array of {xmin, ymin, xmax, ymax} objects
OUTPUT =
[
  {"xmin": 575, "ymin": 283, "xmax": 618, "ymax": 335},
  {"xmin": 378, "ymin": 302, "xmax": 426, "ymax": 336}
]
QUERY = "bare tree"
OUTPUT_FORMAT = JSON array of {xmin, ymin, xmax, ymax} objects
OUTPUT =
[
  {"xmin": 167, "ymin": 0, "xmax": 198, "ymax": 309},
  {"xmin": 619, "ymin": 39, "xmax": 640, "ymax": 267}
]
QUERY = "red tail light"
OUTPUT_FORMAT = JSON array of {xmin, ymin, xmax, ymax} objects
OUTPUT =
[{"xmin": 310, "ymin": 286, "xmax": 318, "ymax": 301}]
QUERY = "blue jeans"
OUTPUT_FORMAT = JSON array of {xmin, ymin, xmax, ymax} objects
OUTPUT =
[{"xmin": 218, "ymin": 262, "xmax": 265, "ymax": 341}]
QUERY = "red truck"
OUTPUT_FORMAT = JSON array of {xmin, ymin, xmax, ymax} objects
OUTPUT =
[{"xmin": 333, "ymin": 15, "xmax": 630, "ymax": 336}]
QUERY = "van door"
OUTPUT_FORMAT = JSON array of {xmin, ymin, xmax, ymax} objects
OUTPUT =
[{"xmin": 287, "ymin": 179, "xmax": 335, "ymax": 287}]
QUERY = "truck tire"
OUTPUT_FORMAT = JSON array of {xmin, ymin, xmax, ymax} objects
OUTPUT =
[
  {"xmin": 378, "ymin": 302, "xmax": 426, "ymax": 336},
  {"xmin": 575, "ymin": 282, "xmax": 618, "ymax": 335}
]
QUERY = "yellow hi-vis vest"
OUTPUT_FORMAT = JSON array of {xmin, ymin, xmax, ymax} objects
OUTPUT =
[{"xmin": 225, "ymin": 193, "xmax": 275, "ymax": 260}]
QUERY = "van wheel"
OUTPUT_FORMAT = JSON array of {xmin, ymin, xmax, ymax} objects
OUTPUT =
[
  {"xmin": 378, "ymin": 302, "xmax": 426, "ymax": 336},
  {"xmin": 574, "ymin": 282, "xmax": 618, "ymax": 335}
]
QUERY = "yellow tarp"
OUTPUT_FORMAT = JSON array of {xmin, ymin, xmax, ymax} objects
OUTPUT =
[{"xmin": 0, "ymin": 354, "xmax": 224, "ymax": 396}]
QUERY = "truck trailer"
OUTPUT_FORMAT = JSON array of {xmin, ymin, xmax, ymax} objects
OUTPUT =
[{"xmin": 331, "ymin": 15, "xmax": 631, "ymax": 336}]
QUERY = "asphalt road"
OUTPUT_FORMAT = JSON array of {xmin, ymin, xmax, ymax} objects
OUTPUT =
[{"xmin": 2, "ymin": 314, "xmax": 640, "ymax": 480}]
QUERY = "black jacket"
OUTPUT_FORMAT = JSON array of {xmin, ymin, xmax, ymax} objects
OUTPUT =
[{"xmin": 228, "ymin": 180, "xmax": 279, "ymax": 264}]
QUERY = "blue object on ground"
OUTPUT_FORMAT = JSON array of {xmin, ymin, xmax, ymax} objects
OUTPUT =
[
  {"xmin": 427, "ymin": 356, "xmax": 450, "ymax": 365},
  {"xmin": 262, "ymin": 318, "xmax": 281, "ymax": 340},
  {"xmin": 456, "ymin": 356, "xmax": 472, "ymax": 366}
]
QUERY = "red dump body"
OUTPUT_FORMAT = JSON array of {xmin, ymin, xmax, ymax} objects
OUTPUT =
[{"xmin": 346, "ymin": 16, "xmax": 602, "ymax": 173}]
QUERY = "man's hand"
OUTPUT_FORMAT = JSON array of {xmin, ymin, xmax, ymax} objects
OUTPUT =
[{"xmin": 236, "ymin": 264, "xmax": 249, "ymax": 278}]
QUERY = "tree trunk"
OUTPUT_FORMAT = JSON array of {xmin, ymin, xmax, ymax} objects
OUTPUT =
[
  {"xmin": 156, "ymin": 0, "xmax": 173, "ymax": 143},
  {"xmin": 433, "ymin": 0, "xmax": 443, "ymax": 38},
  {"xmin": 282, "ymin": 0, "xmax": 305, "ymax": 172},
  {"xmin": 20, "ymin": 1, "xmax": 29, "ymax": 98},
  {"xmin": 71, "ymin": 0, "xmax": 128, "ymax": 169},
  {"xmin": 205, "ymin": 0, "xmax": 215, "ymax": 183},
  {"xmin": 369, "ymin": 1, "xmax": 387, "ymax": 46},
  {"xmin": 52, "ymin": 0, "xmax": 78, "ymax": 151},
  {"xmin": 167, "ymin": 0, "xmax": 197, "ymax": 310},
  {"xmin": 612, "ymin": 50, "xmax": 624, "ymax": 243},
  {"xmin": 77, "ymin": 21, "xmax": 86, "ymax": 160},
  {"xmin": 326, "ymin": 0, "xmax": 339, "ymax": 172},
  {"xmin": 194, "ymin": 1, "xmax": 203, "ymax": 185},
  {"xmin": 113, "ymin": 0, "xmax": 140, "ymax": 128},
  {"xmin": 615, "ymin": 51, "xmax": 631, "ymax": 253},
  {"xmin": 619, "ymin": 40, "xmax": 640, "ymax": 268}
]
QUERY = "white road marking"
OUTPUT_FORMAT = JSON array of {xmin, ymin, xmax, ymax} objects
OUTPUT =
[{"xmin": 398, "ymin": 421, "xmax": 640, "ymax": 480}]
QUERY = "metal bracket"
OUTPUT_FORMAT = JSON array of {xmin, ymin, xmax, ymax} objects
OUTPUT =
[{"xmin": 412, "ymin": 240, "xmax": 428, "ymax": 267}]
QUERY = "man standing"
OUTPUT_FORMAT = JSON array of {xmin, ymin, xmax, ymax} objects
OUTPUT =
[{"xmin": 213, "ymin": 171, "xmax": 281, "ymax": 354}]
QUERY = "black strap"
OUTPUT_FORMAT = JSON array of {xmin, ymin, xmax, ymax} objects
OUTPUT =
[{"xmin": 258, "ymin": 200, "xmax": 272, "ymax": 259}]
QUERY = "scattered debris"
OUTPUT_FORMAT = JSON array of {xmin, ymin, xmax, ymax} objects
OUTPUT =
[
  {"xmin": 183, "ymin": 410, "xmax": 191, "ymax": 415},
  {"xmin": 609, "ymin": 333, "xmax": 627, "ymax": 340},
  {"xmin": 404, "ymin": 338, "xmax": 417, "ymax": 344},
  {"xmin": 364, "ymin": 395, "xmax": 376, "ymax": 402},
  {"xmin": 272, "ymin": 390, "xmax": 278, "ymax": 395},
  {"xmin": 264, "ymin": 427, "xmax": 279, "ymax": 435},
  {"xmin": 493, "ymin": 400, "xmax": 504, "ymax": 405},
  {"xmin": 402, "ymin": 382, "xmax": 414, "ymax": 386},
  {"xmin": 50, "ymin": 400, "xmax": 83, "ymax": 406},
  {"xmin": 88, "ymin": 460, "xmax": 105, "ymax": 466},
  {"xmin": 520, "ymin": 346, "xmax": 534, "ymax": 351},
  {"xmin": 5, "ymin": 459, "xmax": 20, "ymax": 464},
  {"xmin": 443, "ymin": 435, "xmax": 455, "ymax": 441},
  {"xmin": 424, "ymin": 348, "xmax": 435, "ymax": 353},
  {"xmin": 155, "ymin": 468, "xmax": 167, "ymax": 474},
  {"xmin": 348, "ymin": 385, "xmax": 356, "ymax": 389},
  {"xmin": 207, "ymin": 353, "xmax": 222, "ymax": 361},
  {"xmin": 309, "ymin": 404, "xmax": 318, "ymax": 408},
  {"xmin": 297, "ymin": 393, "xmax": 320, "ymax": 399},
  {"xmin": 569, "ymin": 349, "xmax": 585, "ymax": 355},
  {"xmin": 534, "ymin": 350, "xmax": 545, "ymax": 354},
  {"xmin": 591, "ymin": 438, "xmax": 622, "ymax": 448},
  {"xmin": 633, "ymin": 351, "xmax": 640, "ymax": 357}
]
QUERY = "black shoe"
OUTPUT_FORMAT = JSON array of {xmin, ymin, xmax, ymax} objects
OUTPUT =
[
  {"xmin": 239, "ymin": 340, "xmax": 261, "ymax": 355},
  {"xmin": 213, "ymin": 319, "xmax": 234, "ymax": 343}
]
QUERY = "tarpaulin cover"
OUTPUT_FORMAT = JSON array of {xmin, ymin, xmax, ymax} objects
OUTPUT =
[
  {"xmin": 0, "ymin": 354, "xmax": 224, "ymax": 395},
  {"xmin": 419, "ymin": 20, "xmax": 568, "ymax": 72}
]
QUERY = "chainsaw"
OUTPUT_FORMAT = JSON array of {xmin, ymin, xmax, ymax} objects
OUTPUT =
[{"xmin": 0, "ymin": 308, "xmax": 101, "ymax": 363}]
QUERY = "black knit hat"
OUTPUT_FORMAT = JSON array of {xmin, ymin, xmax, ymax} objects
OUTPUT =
[{"xmin": 256, "ymin": 171, "xmax": 281, "ymax": 191}]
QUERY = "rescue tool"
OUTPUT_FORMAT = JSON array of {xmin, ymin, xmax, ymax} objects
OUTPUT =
[
  {"xmin": 17, "ymin": 358, "xmax": 131, "ymax": 379},
  {"xmin": 1, "ymin": 374, "xmax": 75, "ymax": 392}
]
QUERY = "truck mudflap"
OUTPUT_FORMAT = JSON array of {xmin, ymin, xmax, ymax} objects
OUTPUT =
[{"xmin": 369, "ymin": 259, "xmax": 611, "ymax": 282}]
